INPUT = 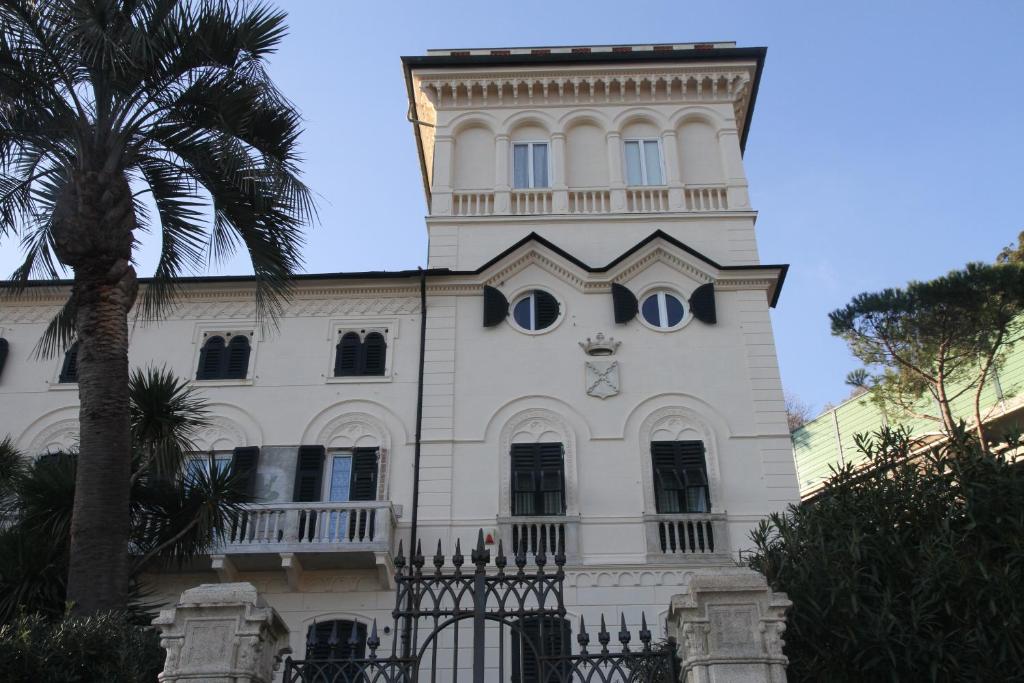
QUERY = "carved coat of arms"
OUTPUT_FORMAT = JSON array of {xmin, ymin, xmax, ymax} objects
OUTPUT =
[{"xmin": 585, "ymin": 361, "xmax": 620, "ymax": 399}]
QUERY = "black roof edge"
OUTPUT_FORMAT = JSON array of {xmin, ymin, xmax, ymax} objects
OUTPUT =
[
  {"xmin": 3, "ymin": 232, "xmax": 787, "ymax": 307},
  {"xmin": 402, "ymin": 46, "xmax": 767, "ymax": 154},
  {"xmin": 460, "ymin": 229, "xmax": 788, "ymax": 307}
]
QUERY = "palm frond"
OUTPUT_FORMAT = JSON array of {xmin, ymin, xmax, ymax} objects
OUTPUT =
[
  {"xmin": 129, "ymin": 364, "xmax": 209, "ymax": 479},
  {"xmin": 32, "ymin": 294, "xmax": 77, "ymax": 360}
]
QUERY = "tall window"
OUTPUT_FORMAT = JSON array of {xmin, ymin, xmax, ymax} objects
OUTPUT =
[
  {"xmin": 58, "ymin": 341, "xmax": 80, "ymax": 383},
  {"xmin": 196, "ymin": 333, "xmax": 251, "ymax": 380},
  {"xmin": 512, "ymin": 616, "xmax": 571, "ymax": 683},
  {"xmin": 511, "ymin": 443, "xmax": 565, "ymax": 516},
  {"xmin": 513, "ymin": 142, "xmax": 549, "ymax": 189},
  {"xmin": 334, "ymin": 330, "xmax": 387, "ymax": 377},
  {"xmin": 624, "ymin": 139, "xmax": 664, "ymax": 186},
  {"xmin": 651, "ymin": 441, "xmax": 710, "ymax": 513},
  {"xmin": 306, "ymin": 620, "xmax": 367, "ymax": 660}
]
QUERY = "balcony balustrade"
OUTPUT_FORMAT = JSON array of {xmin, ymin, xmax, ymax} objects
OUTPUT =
[
  {"xmin": 684, "ymin": 184, "xmax": 729, "ymax": 211},
  {"xmin": 497, "ymin": 515, "xmax": 580, "ymax": 563},
  {"xmin": 210, "ymin": 500, "xmax": 398, "ymax": 588},
  {"xmin": 510, "ymin": 189, "xmax": 553, "ymax": 215},
  {"xmin": 644, "ymin": 513, "xmax": 730, "ymax": 563}
]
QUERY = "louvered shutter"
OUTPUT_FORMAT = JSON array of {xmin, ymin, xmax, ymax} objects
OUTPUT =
[
  {"xmin": 230, "ymin": 446, "xmax": 260, "ymax": 498},
  {"xmin": 335, "ymin": 332, "xmax": 361, "ymax": 376},
  {"xmin": 293, "ymin": 445, "xmax": 325, "ymax": 502},
  {"xmin": 512, "ymin": 617, "xmax": 570, "ymax": 683},
  {"xmin": 610, "ymin": 283, "xmax": 638, "ymax": 323},
  {"xmin": 59, "ymin": 342, "xmax": 79, "ymax": 383},
  {"xmin": 651, "ymin": 441, "xmax": 709, "ymax": 513},
  {"xmin": 483, "ymin": 285, "xmax": 509, "ymax": 327},
  {"xmin": 0, "ymin": 338, "xmax": 8, "ymax": 380},
  {"xmin": 689, "ymin": 283, "xmax": 717, "ymax": 324},
  {"xmin": 197, "ymin": 336, "xmax": 225, "ymax": 379},
  {"xmin": 533, "ymin": 290, "xmax": 560, "ymax": 329},
  {"xmin": 225, "ymin": 336, "xmax": 251, "ymax": 379},
  {"xmin": 361, "ymin": 333, "xmax": 386, "ymax": 376},
  {"xmin": 511, "ymin": 443, "xmax": 565, "ymax": 516},
  {"xmin": 349, "ymin": 448, "xmax": 379, "ymax": 501}
]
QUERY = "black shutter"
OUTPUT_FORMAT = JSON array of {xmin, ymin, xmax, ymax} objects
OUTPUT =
[
  {"xmin": 483, "ymin": 285, "xmax": 509, "ymax": 327},
  {"xmin": 533, "ymin": 290, "xmax": 560, "ymax": 329},
  {"xmin": 335, "ymin": 332, "xmax": 361, "ymax": 376},
  {"xmin": 362, "ymin": 332, "xmax": 387, "ymax": 376},
  {"xmin": 610, "ymin": 283, "xmax": 638, "ymax": 323},
  {"xmin": 225, "ymin": 336, "xmax": 251, "ymax": 379},
  {"xmin": 0, "ymin": 338, "xmax": 8, "ymax": 380},
  {"xmin": 197, "ymin": 336, "xmax": 225, "ymax": 380},
  {"xmin": 689, "ymin": 283, "xmax": 716, "ymax": 324},
  {"xmin": 230, "ymin": 446, "xmax": 260, "ymax": 498},
  {"xmin": 349, "ymin": 448, "xmax": 379, "ymax": 501},
  {"xmin": 651, "ymin": 441, "xmax": 709, "ymax": 513},
  {"xmin": 511, "ymin": 443, "xmax": 565, "ymax": 516},
  {"xmin": 293, "ymin": 445, "xmax": 325, "ymax": 502},
  {"xmin": 513, "ymin": 617, "xmax": 570, "ymax": 683},
  {"xmin": 58, "ymin": 342, "xmax": 79, "ymax": 383}
]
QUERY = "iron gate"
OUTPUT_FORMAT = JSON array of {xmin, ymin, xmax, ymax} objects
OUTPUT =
[{"xmin": 282, "ymin": 530, "xmax": 676, "ymax": 682}]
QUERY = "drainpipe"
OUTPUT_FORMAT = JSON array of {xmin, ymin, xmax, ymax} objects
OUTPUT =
[{"xmin": 403, "ymin": 267, "xmax": 428, "ymax": 658}]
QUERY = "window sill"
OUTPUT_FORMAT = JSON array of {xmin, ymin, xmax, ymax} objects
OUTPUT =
[
  {"xmin": 325, "ymin": 375, "xmax": 392, "ymax": 384},
  {"xmin": 47, "ymin": 382, "xmax": 78, "ymax": 391},
  {"xmin": 191, "ymin": 378, "xmax": 255, "ymax": 387}
]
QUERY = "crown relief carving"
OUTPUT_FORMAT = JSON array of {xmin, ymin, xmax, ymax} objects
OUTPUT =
[{"xmin": 579, "ymin": 332, "xmax": 620, "ymax": 356}]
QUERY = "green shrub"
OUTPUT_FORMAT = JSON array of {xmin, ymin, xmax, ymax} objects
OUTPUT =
[
  {"xmin": 0, "ymin": 611, "xmax": 164, "ymax": 682},
  {"xmin": 749, "ymin": 426, "xmax": 1024, "ymax": 682}
]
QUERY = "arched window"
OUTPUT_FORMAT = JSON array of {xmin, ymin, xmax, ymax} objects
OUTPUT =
[
  {"xmin": 333, "ymin": 330, "xmax": 388, "ymax": 377},
  {"xmin": 306, "ymin": 619, "xmax": 367, "ymax": 661},
  {"xmin": 225, "ymin": 336, "xmax": 251, "ymax": 379},
  {"xmin": 362, "ymin": 332, "xmax": 386, "ymax": 376},
  {"xmin": 197, "ymin": 336, "xmax": 225, "ymax": 380},
  {"xmin": 512, "ymin": 616, "xmax": 571, "ymax": 683},
  {"xmin": 58, "ymin": 342, "xmax": 80, "ymax": 383},
  {"xmin": 196, "ymin": 334, "xmax": 251, "ymax": 380}
]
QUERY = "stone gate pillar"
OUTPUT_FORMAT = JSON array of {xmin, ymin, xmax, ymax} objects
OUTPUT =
[
  {"xmin": 667, "ymin": 569, "xmax": 791, "ymax": 683},
  {"xmin": 152, "ymin": 582, "xmax": 290, "ymax": 683}
]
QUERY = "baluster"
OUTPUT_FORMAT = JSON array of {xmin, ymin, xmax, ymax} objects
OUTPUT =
[{"xmin": 697, "ymin": 521, "xmax": 706, "ymax": 552}]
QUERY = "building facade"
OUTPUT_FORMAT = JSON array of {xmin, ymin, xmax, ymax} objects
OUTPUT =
[{"xmin": 0, "ymin": 43, "xmax": 797, "ymax": 676}]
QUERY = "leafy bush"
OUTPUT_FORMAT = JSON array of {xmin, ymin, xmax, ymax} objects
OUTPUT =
[
  {"xmin": 749, "ymin": 426, "xmax": 1024, "ymax": 682},
  {"xmin": 0, "ymin": 611, "xmax": 164, "ymax": 682}
]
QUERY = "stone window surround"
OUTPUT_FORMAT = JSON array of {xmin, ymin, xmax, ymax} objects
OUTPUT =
[
  {"xmin": 191, "ymin": 322, "xmax": 257, "ymax": 387},
  {"xmin": 324, "ymin": 317, "xmax": 399, "ymax": 384}
]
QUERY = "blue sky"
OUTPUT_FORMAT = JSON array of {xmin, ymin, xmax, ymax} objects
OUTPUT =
[{"xmin": 3, "ymin": 0, "xmax": 1022, "ymax": 414}]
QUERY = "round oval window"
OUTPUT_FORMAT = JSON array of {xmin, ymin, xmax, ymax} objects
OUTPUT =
[
  {"xmin": 512, "ymin": 290, "xmax": 560, "ymax": 331},
  {"xmin": 641, "ymin": 292, "xmax": 686, "ymax": 329}
]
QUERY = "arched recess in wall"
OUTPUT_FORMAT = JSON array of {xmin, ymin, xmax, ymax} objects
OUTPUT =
[
  {"xmin": 18, "ymin": 405, "xmax": 80, "ymax": 455},
  {"xmin": 564, "ymin": 117, "xmax": 608, "ymax": 188},
  {"xmin": 190, "ymin": 403, "xmax": 262, "ymax": 452},
  {"xmin": 452, "ymin": 123, "xmax": 495, "ymax": 190},
  {"xmin": 635, "ymin": 406, "xmax": 724, "ymax": 516},
  {"xmin": 676, "ymin": 114, "xmax": 724, "ymax": 185},
  {"xmin": 498, "ymin": 407, "xmax": 579, "ymax": 517},
  {"xmin": 302, "ymin": 401, "xmax": 407, "ymax": 501}
]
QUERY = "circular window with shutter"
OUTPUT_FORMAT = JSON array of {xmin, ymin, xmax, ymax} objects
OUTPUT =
[
  {"xmin": 510, "ymin": 289, "xmax": 561, "ymax": 333},
  {"xmin": 640, "ymin": 291, "xmax": 688, "ymax": 330}
]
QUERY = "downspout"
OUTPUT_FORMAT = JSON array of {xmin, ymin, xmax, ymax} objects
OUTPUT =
[
  {"xmin": 410, "ymin": 267, "xmax": 427, "ymax": 555},
  {"xmin": 403, "ymin": 267, "xmax": 428, "ymax": 658}
]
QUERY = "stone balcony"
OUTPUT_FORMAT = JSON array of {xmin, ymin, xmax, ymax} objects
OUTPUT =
[
  {"xmin": 210, "ymin": 501, "xmax": 399, "ymax": 589},
  {"xmin": 497, "ymin": 514, "xmax": 581, "ymax": 564},
  {"xmin": 643, "ymin": 513, "xmax": 732, "ymax": 564}
]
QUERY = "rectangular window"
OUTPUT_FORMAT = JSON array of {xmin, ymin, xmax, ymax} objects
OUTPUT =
[
  {"xmin": 624, "ymin": 139, "xmax": 664, "ymax": 186},
  {"xmin": 513, "ymin": 142, "xmax": 549, "ymax": 189},
  {"xmin": 651, "ymin": 441, "xmax": 710, "ymax": 513},
  {"xmin": 511, "ymin": 443, "xmax": 565, "ymax": 516},
  {"xmin": 184, "ymin": 453, "xmax": 231, "ymax": 487},
  {"xmin": 512, "ymin": 616, "xmax": 571, "ymax": 683}
]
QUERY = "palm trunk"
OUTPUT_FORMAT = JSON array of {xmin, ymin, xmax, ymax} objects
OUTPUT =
[{"xmin": 53, "ymin": 169, "xmax": 138, "ymax": 614}]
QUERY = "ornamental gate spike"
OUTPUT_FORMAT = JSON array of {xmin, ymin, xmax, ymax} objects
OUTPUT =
[
  {"xmin": 618, "ymin": 613, "xmax": 631, "ymax": 653},
  {"xmin": 394, "ymin": 539, "xmax": 405, "ymax": 570},
  {"xmin": 433, "ymin": 540, "xmax": 444, "ymax": 572},
  {"xmin": 598, "ymin": 614, "xmax": 611, "ymax": 654},
  {"xmin": 367, "ymin": 619, "xmax": 380, "ymax": 659},
  {"xmin": 577, "ymin": 615, "xmax": 590, "ymax": 654},
  {"xmin": 347, "ymin": 620, "xmax": 361, "ymax": 658},
  {"xmin": 494, "ymin": 539, "xmax": 506, "ymax": 574},
  {"xmin": 452, "ymin": 538, "xmax": 464, "ymax": 573},
  {"xmin": 639, "ymin": 612, "xmax": 652, "ymax": 652}
]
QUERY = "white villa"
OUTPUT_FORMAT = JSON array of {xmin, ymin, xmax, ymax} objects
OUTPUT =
[{"xmin": 0, "ymin": 42, "xmax": 797, "ymax": 678}]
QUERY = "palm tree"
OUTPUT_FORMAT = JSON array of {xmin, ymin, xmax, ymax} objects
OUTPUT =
[
  {"xmin": 0, "ymin": 365, "xmax": 251, "ymax": 623},
  {"xmin": 0, "ymin": 1, "xmax": 311, "ymax": 614}
]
